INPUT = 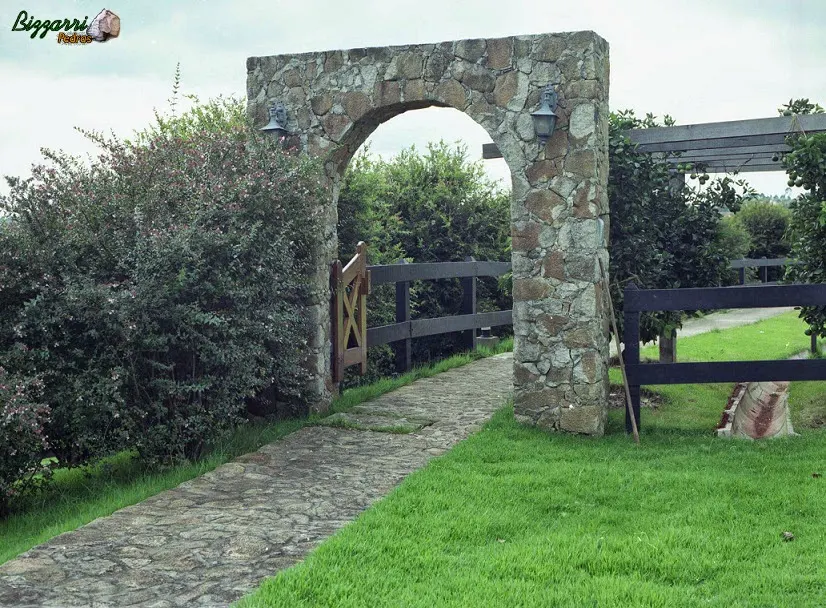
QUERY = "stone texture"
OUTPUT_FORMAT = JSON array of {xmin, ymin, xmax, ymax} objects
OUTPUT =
[
  {"xmin": 535, "ymin": 35, "xmax": 566, "ymax": 62},
  {"xmin": 569, "ymin": 102, "xmax": 597, "ymax": 139},
  {"xmin": 565, "ymin": 149, "xmax": 597, "ymax": 178},
  {"xmin": 526, "ymin": 160, "xmax": 560, "ymax": 185},
  {"xmin": 513, "ymin": 278, "xmax": 551, "ymax": 301},
  {"xmin": 542, "ymin": 251, "xmax": 565, "ymax": 280},
  {"xmin": 454, "ymin": 38, "xmax": 486, "ymax": 63},
  {"xmin": 0, "ymin": 355, "xmax": 514, "ymax": 608},
  {"xmin": 342, "ymin": 91, "xmax": 371, "ymax": 120},
  {"xmin": 424, "ymin": 52, "xmax": 451, "ymax": 81},
  {"xmin": 245, "ymin": 31, "xmax": 611, "ymax": 437},
  {"xmin": 525, "ymin": 189, "xmax": 566, "ymax": 222},
  {"xmin": 486, "ymin": 38, "xmax": 513, "ymax": 70},
  {"xmin": 434, "ymin": 79, "xmax": 468, "ymax": 109},
  {"xmin": 387, "ymin": 51, "xmax": 424, "ymax": 80},
  {"xmin": 544, "ymin": 129, "xmax": 569, "ymax": 159}
]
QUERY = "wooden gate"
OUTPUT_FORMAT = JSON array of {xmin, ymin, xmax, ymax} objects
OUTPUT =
[{"xmin": 331, "ymin": 241, "xmax": 371, "ymax": 382}]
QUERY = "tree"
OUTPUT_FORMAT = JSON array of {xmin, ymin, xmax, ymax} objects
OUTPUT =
[
  {"xmin": 781, "ymin": 99, "xmax": 826, "ymax": 341},
  {"xmin": 607, "ymin": 110, "xmax": 741, "ymax": 353}
]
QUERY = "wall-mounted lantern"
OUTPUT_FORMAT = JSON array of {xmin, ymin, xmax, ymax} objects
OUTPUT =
[
  {"xmin": 531, "ymin": 84, "xmax": 559, "ymax": 147},
  {"xmin": 260, "ymin": 102, "xmax": 289, "ymax": 138}
]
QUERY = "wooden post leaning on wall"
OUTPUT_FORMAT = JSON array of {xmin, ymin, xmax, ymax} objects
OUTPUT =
[{"xmin": 623, "ymin": 283, "xmax": 642, "ymax": 434}]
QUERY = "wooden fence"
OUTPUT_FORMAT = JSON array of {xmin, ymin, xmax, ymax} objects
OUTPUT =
[
  {"xmin": 730, "ymin": 257, "xmax": 800, "ymax": 285},
  {"xmin": 367, "ymin": 258, "xmax": 513, "ymax": 373},
  {"xmin": 622, "ymin": 282, "xmax": 826, "ymax": 434}
]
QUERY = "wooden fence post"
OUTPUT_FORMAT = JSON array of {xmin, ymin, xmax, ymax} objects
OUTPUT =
[
  {"xmin": 461, "ymin": 256, "xmax": 477, "ymax": 351},
  {"xmin": 623, "ymin": 283, "xmax": 642, "ymax": 434},
  {"xmin": 760, "ymin": 257, "xmax": 768, "ymax": 283},
  {"xmin": 738, "ymin": 266, "xmax": 746, "ymax": 285},
  {"xmin": 812, "ymin": 330, "xmax": 819, "ymax": 356},
  {"xmin": 331, "ymin": 259, "xmax": 344, "ymax": 383},
  {"xmin": 358, "ymin": 242, "xmax": 369, "ymax": 377},
  {"xmin": 394, "ymin": 259, "xmax": 412, "ymax": 373}
]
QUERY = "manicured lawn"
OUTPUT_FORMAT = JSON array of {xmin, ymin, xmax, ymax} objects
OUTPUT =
[
  {"xmin": 0, "ymin": 338, "xmax": 512, "ymax": 566},
  {"xmin": 238, "ymin": 311, "xmax": 826, "ymax": 607}
]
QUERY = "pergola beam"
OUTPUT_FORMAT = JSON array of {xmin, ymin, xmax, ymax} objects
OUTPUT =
[
  {"xmin": 625, "ymin": 114, "xmax": 825, "ymax": 148},
  {"xmin": 633, "ymin": 134, "xmax": 789, "ymax": 153},
  {"xmin": 664, "ymin": 144, "xmax": 789, "ymax": 160},
  {"xmin": 482, "ymin": 113, "xmax": 826, "ymax": 174}
]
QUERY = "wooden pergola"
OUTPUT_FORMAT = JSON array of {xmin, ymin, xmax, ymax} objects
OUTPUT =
[{"xmin": 482, "ymin": 114, "xmax": 826, "ymax": 174}]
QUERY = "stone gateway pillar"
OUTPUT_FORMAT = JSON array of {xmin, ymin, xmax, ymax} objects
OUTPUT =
[{"xmin": 246, "ymin": 31, "xmax": 611, "ymax": 435}]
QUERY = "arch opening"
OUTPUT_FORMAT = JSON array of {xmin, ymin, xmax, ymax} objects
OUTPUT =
[{"xmin": 335, "ymin": 106, "xmax": 513, "ymax": 387}]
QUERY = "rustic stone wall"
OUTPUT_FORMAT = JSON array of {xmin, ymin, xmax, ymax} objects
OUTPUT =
[{"xmin": 246, "ymin": 31, "xmax": 611, "ymax": 435}]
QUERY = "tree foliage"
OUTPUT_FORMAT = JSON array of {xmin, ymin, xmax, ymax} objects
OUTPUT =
[
  {"xmin": 607, "ymin": 110, "xmax": 749, "ymax": 343},
  {"xmin": 735, "ymin": 200, "xmax": 791, "ymax": 259},
  {"xmin": 781, "ymin": 99, "xmax": 826, "ymax": 338}
]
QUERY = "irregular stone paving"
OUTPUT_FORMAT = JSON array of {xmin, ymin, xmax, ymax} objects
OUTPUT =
[{"xmin": 0, "ymin": 353, "xmax": 513, "ymax": 608}]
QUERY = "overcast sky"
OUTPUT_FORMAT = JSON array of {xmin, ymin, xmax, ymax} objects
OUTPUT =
[{"xmin": 1, "ymin": 0, "xmax": 824, "ymax": 197}]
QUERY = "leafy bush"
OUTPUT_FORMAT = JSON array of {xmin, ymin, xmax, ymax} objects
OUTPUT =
[
  {"xmin": 0, "ymin": 94, "xmax": 324, "ymax": 497},
  {"xmin": 0, "ymin": 367, "xmax": 51, "ymax": 516},
  {"xmin": 714, "ymin": 215, "xmax": 753, "ymax": 285},
  {"xmin": 716, "ymin": 215, "xmax": 753, "ymax": 259},
  {"xmin": 735, "ymin": 200, "xmax": 791, "ymax": 258}
]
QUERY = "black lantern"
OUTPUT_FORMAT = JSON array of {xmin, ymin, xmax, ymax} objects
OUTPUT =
[
  {"xmin": 260, "ymin": 102, "xmax": 289, "ymax": 138},
  {"xmin": 531, "ymin": 85, "xmax": 559, "ymax": 147}
]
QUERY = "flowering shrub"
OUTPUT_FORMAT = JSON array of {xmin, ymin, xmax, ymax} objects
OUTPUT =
[
  {"xmin": 0, "ymin": 367, "xmax": 51, "ymax": 516},
  {"xmin": 0, "ymin": 95, "xmax": 324, "ymax": 497}
]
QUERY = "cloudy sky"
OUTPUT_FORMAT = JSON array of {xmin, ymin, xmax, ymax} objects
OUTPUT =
[{"xmin": 1, "ymin": 0, "xmax": 824, "ymax": 197}]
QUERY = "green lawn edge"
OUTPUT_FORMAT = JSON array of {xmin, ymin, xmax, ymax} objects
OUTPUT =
[{"xmin": 236, "ymin": 311, "xmax": 826, "ymax": 608}]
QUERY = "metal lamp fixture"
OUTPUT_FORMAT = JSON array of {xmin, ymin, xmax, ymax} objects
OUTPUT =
[
  {"xmin": 260, "ymin": 102, "xmax": 289, "ymax": 138},
  {"xmin": 531, "ymin": 84, "xmax": 559, "ymax": 147}
]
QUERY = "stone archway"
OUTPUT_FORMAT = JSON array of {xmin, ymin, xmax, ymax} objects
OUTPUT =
[{"xmin": 246, "ymin": 31, "xmax": 611, "ymax": 435}]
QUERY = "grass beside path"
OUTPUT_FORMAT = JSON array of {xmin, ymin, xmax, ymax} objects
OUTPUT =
[
  {"xmin": 0, "ymin": 338, "xmax": 512, "ymax": 566},
  {"xmin": 239, "ymin": 311, "xmax": 826, "ymax": 608}
]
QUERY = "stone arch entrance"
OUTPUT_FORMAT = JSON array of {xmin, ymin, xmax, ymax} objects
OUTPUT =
[{"xmin": 246, "ymin": 31, "xmax": 611, "ymax": 435}]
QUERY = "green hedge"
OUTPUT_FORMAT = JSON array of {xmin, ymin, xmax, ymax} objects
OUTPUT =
[{"xmin": 0, "ymin": 98, "xmax": 324, "ymax": 514}]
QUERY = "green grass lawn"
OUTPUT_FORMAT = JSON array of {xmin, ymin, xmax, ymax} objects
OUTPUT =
[
  {"xmin": 238, "ymin": 311, "xmax": 826, "ymax": 608},
  {"xmin": 0, "ymin": 338, "xmax": 512, "ymax": 566}
]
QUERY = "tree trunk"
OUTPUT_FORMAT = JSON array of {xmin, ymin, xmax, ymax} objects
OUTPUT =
[{"xmin": 658, "ymin": 328, "xmax": 677, "ymax": 363}]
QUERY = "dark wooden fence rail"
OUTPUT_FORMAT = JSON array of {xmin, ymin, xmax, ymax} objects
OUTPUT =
[
  {"xmin": 730, "ymin": 257, "xmax": 801, "ymax": 285},
  {"xmin": 622, "ymin": 282, "xmax": 826, "ymax": 434},
  {"xmin": 365, "ymin": 258, "xmax": 513, "ymax": 373}
]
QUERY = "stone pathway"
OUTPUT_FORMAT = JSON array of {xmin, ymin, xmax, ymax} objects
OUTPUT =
[{"xmin": 0, "ymin": 354, "xmax": 513, "ymax": 608}]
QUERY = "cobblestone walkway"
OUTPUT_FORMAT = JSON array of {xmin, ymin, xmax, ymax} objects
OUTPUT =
[{"xmin": 0, "ymin": 353, "xmax": 513, "ymax": 608}]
